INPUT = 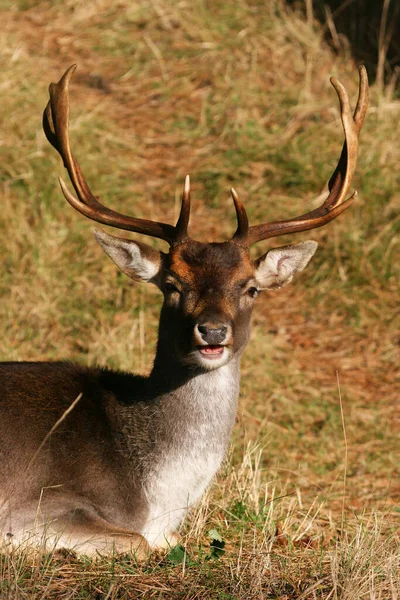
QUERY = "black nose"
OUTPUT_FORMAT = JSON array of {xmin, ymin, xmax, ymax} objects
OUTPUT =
[{"xmin": 197, "ymin": 324, "xmax": 228, "ymax": 345}]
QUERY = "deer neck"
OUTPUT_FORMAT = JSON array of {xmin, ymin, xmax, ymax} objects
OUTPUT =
[
  {"xmin": 150, "ymin": 348, "xmax": 241, "ymax": 413},
  {"xmin": 150, "ymin": 318, "xmax": 241, "ymax": 404},
  {"xmin": 148, "ymin": 320, "xmax": 241, "ymax": 437}
]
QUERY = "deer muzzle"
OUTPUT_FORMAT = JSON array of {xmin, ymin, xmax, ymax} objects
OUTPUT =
[{"xmin": 194, "ymin": 321, "xmax": 232, "ymax": 361}]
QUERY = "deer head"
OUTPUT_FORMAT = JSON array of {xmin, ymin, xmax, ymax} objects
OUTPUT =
[{"xmin": 43, "ymin": 65, "xmax": 368, "ymax": 370}]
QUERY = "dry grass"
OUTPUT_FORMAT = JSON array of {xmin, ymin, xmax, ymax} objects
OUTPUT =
[
  {"xmin": 0, "ymin": 0, "xmax": 399, "ymax": 597},
  {"xmin": 0, "ymin": 445, "xmax": 398, "ymax": 598}
]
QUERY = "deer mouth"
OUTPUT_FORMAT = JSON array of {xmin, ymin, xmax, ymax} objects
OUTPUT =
[{"xmin": 198, "ymin": 345, "xmax": 225, "ymax": 358}]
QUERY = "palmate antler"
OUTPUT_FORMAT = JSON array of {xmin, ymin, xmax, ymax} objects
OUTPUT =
[{"xmin": 43, "ymin": 65, "xmax": 368, "ymax": 248}]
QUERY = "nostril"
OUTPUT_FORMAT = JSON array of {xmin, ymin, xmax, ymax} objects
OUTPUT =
[
  {"xmin": 196, "ymin": 324, "xmax": 229, "ymax": 344},
  {"xmin": 197, "ymin": 324, "xmax": 208, "ymax": 336}
]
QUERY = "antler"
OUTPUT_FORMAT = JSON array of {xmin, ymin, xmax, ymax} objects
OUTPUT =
[
  {"xmin": 231, "ymin": 66, "xmax": 369, "ymax": 247},
  {"xmin": 44, "ymin": 65, "xmax": 367, "ymax": 249},
  {"xmin": 43, "ymin": 65, "xmax": 191, "ymax": 246}
]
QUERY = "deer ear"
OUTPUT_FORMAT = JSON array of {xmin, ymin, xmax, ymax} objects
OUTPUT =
[
  {"xmin": 94, "ymin": 229, "xmax": 162, "ymax": 286},
  {"xmin": 255, "ymin": 241, "xmax": 318, "ymax": 290}
]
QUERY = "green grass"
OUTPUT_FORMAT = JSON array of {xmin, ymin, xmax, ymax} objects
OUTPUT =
[{"xmin": 0, "ymin": 0, "xmax": 399, "ymax": 597}]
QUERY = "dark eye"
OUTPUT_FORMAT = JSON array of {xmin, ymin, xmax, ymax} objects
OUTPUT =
[
  {"xmin": 164, "ymin": 281, "xmax": 179, "ymax": 294},
  {"xmin": 247, "ymin": 287, "xmax": 259, "ymax": 298}
]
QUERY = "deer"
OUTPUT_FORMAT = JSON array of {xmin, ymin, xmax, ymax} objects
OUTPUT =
[{"xmin": 0, "ymin": 65, "xmax": 368, "ymax": 559}]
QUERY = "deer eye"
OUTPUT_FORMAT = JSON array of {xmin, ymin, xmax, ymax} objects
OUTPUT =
[
  {"xmin": 164, "ymin": 281, "xmax": 180, "ymax": 294},
  {"xmin": 247, "ymin": 287, "xmax": 259, "ymax": 298}
]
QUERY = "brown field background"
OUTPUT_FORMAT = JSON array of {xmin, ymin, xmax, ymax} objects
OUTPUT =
[{"xmin": 0, "ymin": 0, "xmax": 399, "ymax": 598}]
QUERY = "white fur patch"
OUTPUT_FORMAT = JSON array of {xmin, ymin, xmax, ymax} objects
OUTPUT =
[
  {"xmin": 255, "ymin": 240, "xmax": 317, "ymax": 289},
  {"xmin": 142, "ymin": 364, "xmax": 239, "ymax": 547},
  {"xmin": 94, "ymin": 229, "xmax": 160, "ymax": 282},
  {"xmin": 122, "ymin": 242, "xmax": 159, "ymax": 281}
]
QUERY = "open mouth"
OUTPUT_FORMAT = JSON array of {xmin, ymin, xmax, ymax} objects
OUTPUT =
[{"xmin": 198, "ymin": 345, "xmax": 225, "ymax": 359}]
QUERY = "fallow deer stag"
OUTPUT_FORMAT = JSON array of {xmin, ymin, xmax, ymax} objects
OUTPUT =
[{"xmin": 0, "ymin": 66, "xmax": 368, "ymax": 558}]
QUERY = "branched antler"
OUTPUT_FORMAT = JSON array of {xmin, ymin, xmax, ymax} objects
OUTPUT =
[
  {"xmin": 43, "ymin": 65, "xmax": 190, "ymax": 246},
  {"xmin": 44, "ymin": 65, "xmax": 368, "ymax": 248},
  {"xmin": 231, "ymin": 66, "xmax": 368, "ymax": 246}
]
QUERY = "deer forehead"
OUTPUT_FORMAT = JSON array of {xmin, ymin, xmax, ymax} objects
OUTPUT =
[{"xmin": 167, "ymin": 241, "xmax": 254, "ymax": 290}]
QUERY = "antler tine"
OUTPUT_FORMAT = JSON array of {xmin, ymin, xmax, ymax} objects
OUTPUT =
[
  {"xmin": 242, "ymin": 66, "xmax": 368, "ymax": 247},
  {"xmin": 174, "ymin": 175, "xmax": 191, "ymax": 243},
  {"xmin": 43, "ymin": 65, "xmax": 177, "ymax": 244},
  {"xmin": 354, "ymin": 65, "xmax": 369, "ymax": 133},
  {"xmin": 231, "ymin": 188, "xmax": 249, "ymax": 241},
  {"xmin": 43, "ymin": 65, "xmax": 114, "ymax": 213}
]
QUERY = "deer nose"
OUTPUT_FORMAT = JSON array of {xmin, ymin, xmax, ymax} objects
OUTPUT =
[{"xmin": 196, "ymin": 323, "xmax": 228, "ymax": 345}]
